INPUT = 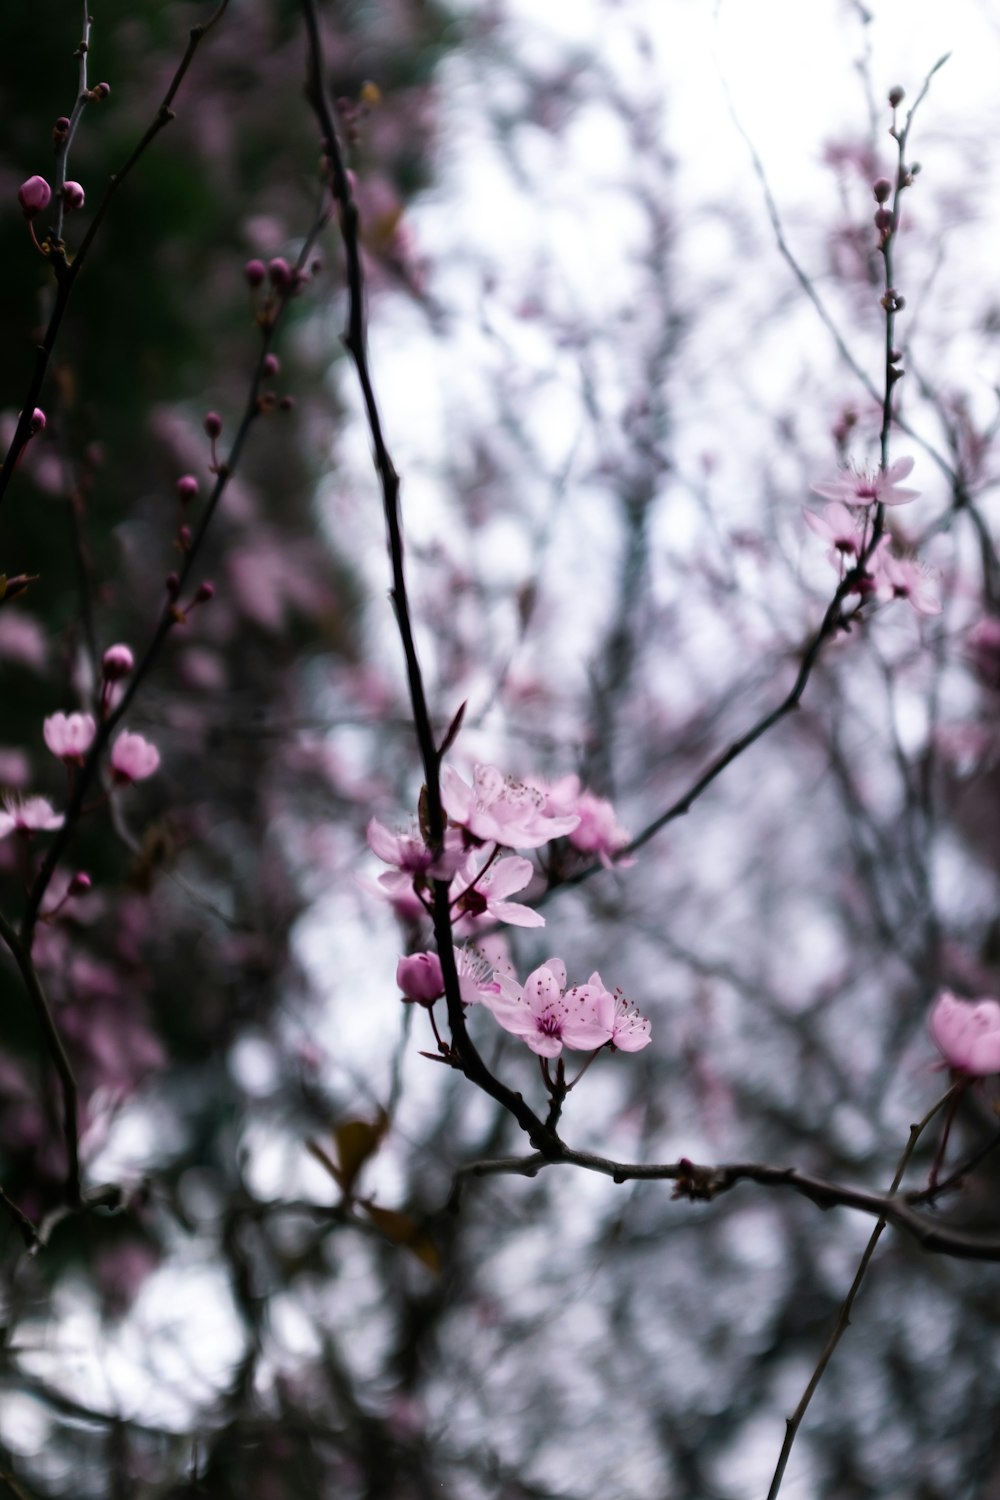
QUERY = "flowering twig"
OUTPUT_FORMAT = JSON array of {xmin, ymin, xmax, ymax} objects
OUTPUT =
[
  {"xmin": 299, "ymin": 0, "xmax": 557, "ymax": 1154},
  {"xmin": 0, "ymin": 0, "xmax": 231, "ymax": 515}
]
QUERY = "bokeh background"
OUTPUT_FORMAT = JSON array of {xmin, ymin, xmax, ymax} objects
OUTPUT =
[{"xmin": 2, "ymin": 1, "xmax": 1000, "ymax": 1495}]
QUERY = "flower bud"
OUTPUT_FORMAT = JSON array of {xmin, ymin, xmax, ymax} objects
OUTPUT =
[
  {"xmin": 194, "ymin": 581, "xmax": 215, "ymax": 604},
  {"xmin": 874, "ymin": 207, "xmax": 893, "ymax": 233},
  {"xmin": 62, "ymin": 181, "xmax": 85, "ymax": 212},
  {"xmin": 873, "ymin": 178, "xmax": 892, "ymax": 203},
  {"xmin": 244, "ymin": 258, "xmax": 266, "ymax": 288},
  {"xmin": 203, "ymin": 411, "xmax": 222, "ymax": 439},
  {"xmin": 176, "ymin": 474, "xmax": 199, "ymax": 503},
  {"xmin": 69, "ymin": 872, "xmax": 93, "ymax": 895},
  {"xmin": 262, "ymin": 353, "xmax": 280, "ymax": 378},
  {"xmin": 101, "ymin": 643, "xmax": 134, "ymax": 680},
  {"xmin": 29, "ymin": 408, "xmax": 46, "ymax": 434},
  {"xmin": 888, "ymin": 86, "xmax": 904, "ymax": 107},
  {"xmin": 396, "ymin": 952, "xmax": 445, "ymax": 1006},
  {"xmin": 92, "ymin": 81, "xmax": 111, "ymax": 100},
  {"xmin": 18, "ymin": 176, "xmax": 51, "ymax": 219},
  {"xmin": 267, "ymin": 257, "xmax": 292, "ymax": 289}
]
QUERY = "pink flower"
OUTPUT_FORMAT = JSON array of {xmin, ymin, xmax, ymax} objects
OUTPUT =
[
  {"xmin": 802, "ymin": 501, "xmax": 866, "ymax": 558},
  {"xmin": 452, "ymin": 853, "xmax": 545, "ymax": 929},
  {"xmin": 534, "ymin": 775, "xmax": 632, "ymax": 867},
  {"xmin": 811, "ymin": 456, "xmax": 919, "ymax": 508},
  {"xmin": 43, "ymin": 711, "xmax": 96, "ymax": 765},
  {"xmin": 0, "ymin": 795, "xmax": 64, "ymax": 840},
  {"xmin": 455, "ymin": 945, "xmax": 509, "ymax": 1006},
  {"xmin": 441, "ymin": 763, "xmax": 579, "ymax": 849},
  {"xmin": 396, "ymin": 952, "xmax": 444, "ymax": 1006},
  {"xmin": 580, "ymin": 973, "xmax": 652, "ymax": 1051},
  {"xmin": 366, "ymin": 817, "xmax": 463, "ymax": 881},
  {"xmin": 110, "ymin": 732, "xmax": 160, "ymax": 785},
  {"xmin": 875, "ymin": 552, "xmax": 942, "ymax": 616},
  {"xmin": 930, "ymin": 991, "xmax": 1000, "ymax": 1076},
  {"xmin": 480, "ymin": 958, "xmax": 616, "ymax": 1058},
  {"xmin": 18, "ymin": 176, "xmax": 51, "ymax": 218}
]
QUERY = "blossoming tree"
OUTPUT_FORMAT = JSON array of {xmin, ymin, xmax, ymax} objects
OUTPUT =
[{"xmin": 2, "ymin": 3, "xmax": 1000, "ymax": 1498}]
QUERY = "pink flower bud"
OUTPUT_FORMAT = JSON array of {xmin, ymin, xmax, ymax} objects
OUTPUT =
[
  {"xmin": 194, "ymin": 581, "xmax": 215, "ymax": 604},
  {"xmin": 203, "ymin": 411, "xmax": 222, "ymax": 439},
  {"xmin": 53, "ymin": 117, "xmax": 71, "ymax": 142},
  {"xmin": 279, "ymin": 395, "xmax": 295, "ymax": 412},
  {"xmin": 29, "ymin": 408, "xmax": 46, "ymax": 434},
  {"xmin": 110, "ymin": 731, "xmax": 160, "ymax": 786},
  {"xmin": 101, "ymin": 643, "xmax": 134, "ymax": 680},
  {"xmin": 69, "ymin": 872, "xmax": 92, "ymax": 895},
  {"xmin": 888, "ymin": 86, "xmax": 904, "ymax": 108},
  {"xmin": 873, "ymin": 178, "xmax": 892, "ymax": 203},
  {"xmin": 62, "ymin": 181, "xmax": 85, "ymax": 212},
  {"xmin": 244, "ymin": 258, "xmax": 266, "ymax": 288},
  {"xmin": 262, "ymin": 353, "xmax": 280, "ymax": 378},
  {"xmin": 267, "ymin": 257, "xmax": 292, "ymax": 289},
  {"xmin": 165, "ymin": 572, "xmax": 181, "ymax": 598},
  {"xmin": 93, "ymin": 81, "xmax": 111, "ymax": 100},
  {"xmin": 396, "ymin": 952, "xmax": 445, "ymax": 1006},
  {"xmin": 18, "ymin": 176, "xmax": 51, "ymax": 218},
  {"xmin": 178, "ymin": 524, "xmax": 192, "ymax": 550},
  {"xmin": 176, "ymin": 474, "xmax": 199, "ymax": 503}
]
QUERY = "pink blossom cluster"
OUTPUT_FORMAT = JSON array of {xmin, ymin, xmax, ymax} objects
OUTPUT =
[
  {"xmin": 367, "ymin": 761, "xmax": 631, "ymax": 929},
  {"xmin": 396, "ymin": 949, "xmax": 651, "ymax": 1058},
  {"xmin": 804, "ymin": 458, "xmax": 940, "ymax": 615}
]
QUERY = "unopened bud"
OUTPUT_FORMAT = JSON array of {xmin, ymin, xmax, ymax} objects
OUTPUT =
[
  {"xmin": 62, "ymin": 181, "xmax": 85, "ymax": 212},
  {"xmin": 874, "ymin": 207, "xmax": 893, "ymax": 233},
  {"xmin": 873, "ymin": 178, "xmax": 892, "ymax": 203},
  {"xmin": 29, "ymin": 407, "xmax": 46, "ymax": 434},
  {"xmin": 244, "ymin": 258, "xmax": 266, "ymax": 288},
  {"xmin": 69, "ymin": 872, "xmax": 92, "ymax": 895},
  {"xmin": 53, "ymin": 117, "xmax": 71, "ymax": 142},
  {"xmin": 262, "ymin": 353, "xmax": 280, "ymax": 377},
  {"xmin": 166, "ymin": 572, "xmax": 181, "ymax": 599},
  {"xmin": 176, "ymin": 474, "xmax": 199, "ymax": 503},
  {"xmin": 101, "ymin": 643, "xmax": 134, "ymax": 680},
  {"xmin": 92, "ymin": 81, "xmax": 111, "ymax": 100},
  {"xmin": 18, "ymin": 175, "xmax": 51, "ymax": 219},
  {"xmin": 279, "ymin": 395, "xmax": 296, "ymax": 412},
  {"xmin": 194, "ymin": 581, "xmax": 215, "ymax": 604},
  {"xmin": 203, "ymin": 411, "xmax": 222, "ymax": 439},
  {"xmin": 888, "ymin": 86, "xmax": 904, "ymax": 108},
  {"xmin": 178, "ymin": 524, "xmax": 192, "ymax": 550},
  {"xmin": 268, "ymin": 257, "xmax": 292, "ymax": 289}
]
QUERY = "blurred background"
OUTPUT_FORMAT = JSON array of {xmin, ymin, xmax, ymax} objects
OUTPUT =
[{"xmin": 2, "ymin": 1, "xmax": 1000, "ymax": 1495}]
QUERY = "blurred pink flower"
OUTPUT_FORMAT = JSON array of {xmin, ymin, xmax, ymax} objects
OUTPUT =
[
  {"xmin": 930, "ymin": 991, "xmax": 1000, "ymax": 1076},
  {"xmin": 583, "ymin": 975, "xmax": 652, "ymax": 1052},
  {"xmin": 43, "ymin": 711, "xmax": 96, "ymax": 764},
  {"xmin": 366, "ymin": 817, "xmax": 463, "ymax": 880},
  {"xmin": 876, "ymin": 552, "xmax": 942, "ymax": 616},
  {"xmin": 442, "ymin": 763, "xmax": 579, "ymax": 849},
  {"xmin": 0, "ymin": 796, "xmax": 64, "ymax": 839},
  {"xmin": 811, "ymin": 456, "xmax": 919, "ymax": 508},
  {"xmin": 535, "ymin": 775, "xmax": 631, "ymax": 867},
  {"xmin": 802, "ymin": 501, "xmax": 866, "ymax": 558},
  {"xmin": 110, "ymin": 732, "xmax": 160, "ymax": 785}
]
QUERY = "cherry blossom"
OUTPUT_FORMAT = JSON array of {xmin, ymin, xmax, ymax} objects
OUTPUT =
[
  {"xmin": 110, "ymin": 732, "xmax": 160, "ymax": 785},
  {"xmin": 811, "ymin": 455, "xmax": 919, "ymax": 508},
  {"xmin": 930, "ymin": 991, "xmax": 1000, "ymax": 1077},
  {"xmin": 802, "ymin": 501, "xmax": 866, "ymax": 559},
  {"xmin": 43, "ymin": 711, "xmax": 96, "ymax": 765},
  {"xmin": 366, "ymin": 817, "xmax": 464, "ymax": 881},
  {"xmin": 452, "ymin": 853, "xmax": 544, "ymax": 929},
  {"xmin": 572, "ymin": 973, "xmax": 652, "ymax": 1051},
  {"xmin": 441, "ymin": 763, "xmax": 579, "ymax": 849},
  {"xmin": 0, "ymin": 795, "xmax": 64, "ymax": 840},
  {"xmin": 396, "ymin": 952, "xmax": 445, "ymax": 1006},
  {"xmin": 455, "ymin": 945, "xmax": 510, "ymax": 1006},
  {"xmin": 875, "ymin": 552, "xmax": 942, "ymax": 616},
  {"xmin": 480, "ymin": 958, "xmax": 617, "ymax": 1058},
  {"xmin": 534, "ymin": 775, "xmax": 632, "ymax": 867}
]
